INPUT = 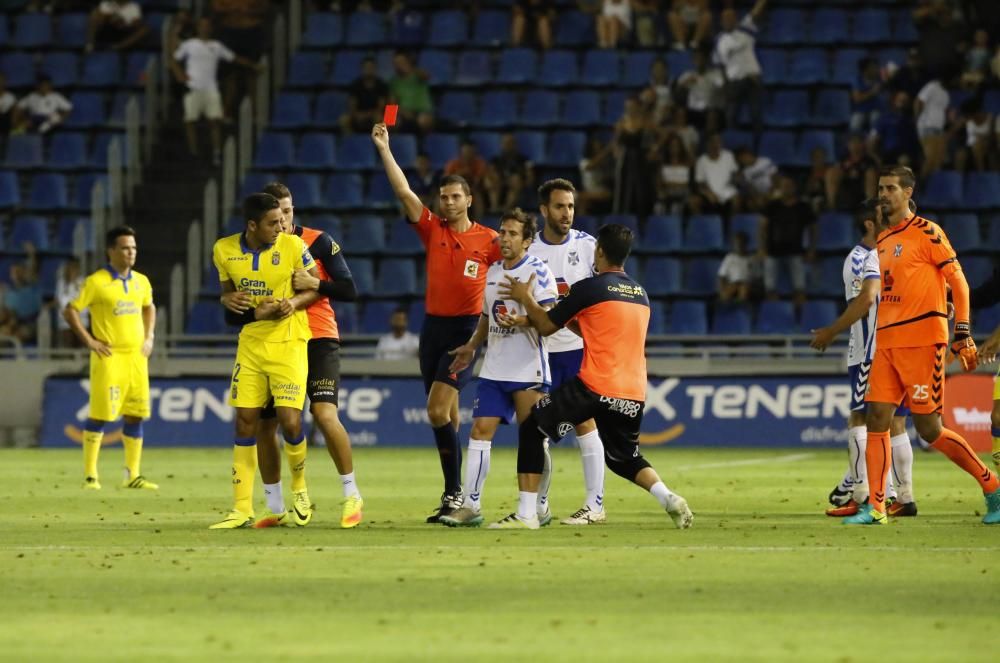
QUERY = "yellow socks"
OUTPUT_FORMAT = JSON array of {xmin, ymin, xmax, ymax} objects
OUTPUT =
[
  {"xmin": 284, "ymin": 431, "xmax": 308, "ymax": 493},
  {"xmin": 233, "ymin": 438, "xmax": 258, "ymax": 516}
]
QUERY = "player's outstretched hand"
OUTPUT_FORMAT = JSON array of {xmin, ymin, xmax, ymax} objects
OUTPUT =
[
  {"xmin": 88, "ymin": 337, "xmax": 112, "ymax": 358},
  {"xmin": 950, "ymin": 335, "xmax": 979, "ymax": 372},
  {"xmin": 371, "ymin": 123, "xmax": 389, "ymax": 150},
  {"xmin": 809, "ymin": 327, "xmax": 835, "ymax": 352},
  {"xmin": 292, "ymin": 268, "xmax": 319, "ymax": 292},
  {"xmin": 498, "ymin": 273, "xmax": 534, "ymax": 305},
  {"xmin": 979, "ymin": 332, "xmax": 1000, "ymax": 364},
  {"xmin": 220, "ymin": 290, "xmax": 251, "ymax": 314},
  {"xmin": 447, "ymin": 344, "xmax": 475, "ymax": 373}
]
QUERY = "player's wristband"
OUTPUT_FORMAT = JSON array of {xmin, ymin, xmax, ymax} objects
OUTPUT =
[
  {"xmin": 223, "ymin": 307, "xmax": 256, "ymax": 327},
  {"xmin": 954, "ymin": 321, "xmax": 970, "ymax": 339}
]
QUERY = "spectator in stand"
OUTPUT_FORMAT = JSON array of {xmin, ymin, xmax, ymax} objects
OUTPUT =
[
  {"xmin": 484, "ymin": 132, "xmax": 534, "ymax": 214},
  {"xmin": 957, "ymin": 98, "xmax": 992, "ymax": 172},
  {"xmin": 887, "ymin": 48, "xmax": 924, "ymax": 99},
  {"xmin": 11, "ymin": 77, "xmax": 72, "ymax": 135},
  {"xmin": 714, "ymin": 0, "xmax": 768, "ymax": 145},
  {"xmin": 734, "ymin": 145, "xmax": 777, "ymax": 212},
  {"xmin": 913, "ymin": 0, "xmax": 967, "ymax": 80},
  {"xmin": 962, "ymin": 29, "xmax": 991, "ymax": 88},
  {"xmin": 668, "ymin": 0, "xmax": 713, "ymax": 51},
  {"xmin": 851, "ymin": 58, "xmax": 885, "ymax": 133},
  {"xmin": 0, "ymin": 74, "xmax": 16, "ymax": 144},
  {"xmin": 0, "ymin": 247, "xmax": 42, "ymax": 345},
  {"xmin": 211, "ymin": 0, "xmax": 270, "ymax": 119},
  {"xmin": 375, "ymin": 307, "xmax": 420, "ymax": 361},
  {"xmin": 827, "ymin": 134, "xmax": 878, "ymax": 211},
  {"xmin": 171, "ymin": 17, "xmax": 261, "ymax": 163},
  {"xmin": 691, "ymin": 132, "xmax": 739, "ymax": 217},
  {"xmin": 718, "ymin": 231, "xmax": 752, "ymax": 303},
  {"xmin": 666, "ymin": 105, "xmax": 699, "ymax": 156},
  {"xmin": 656, "ymin": 133, "xmax": 693, "ymax": 216},
  {"xmin": 389, "ymin": 51, "xmax": 434, "ymax": 134},
  {"xmin": 597, "ymin": 0, "xmax": 632, "ymax": 49},
  {"xmin": 407, "ymin": 152, "xmax": 439, "ymax": 210},
  {"xmin": 512, "ymin": 0, "xmax": 554, "ymax": 50},
  {"xmin": 613, "ymin": 95, "xmax": 656, "ymax": 218},
  {"xmin": 868, "ymin": 91, "xmax": 921, "ymax": 170},
  {"xmin": 444, "ymin": 140, "xmax": 489, "ymax": 219},
  {"xmin": 632, "ymin": 0, "xmax": 661, "ymax": 48},
  {"xmin": 758, "ymin": 176, "xmax": 816, "ymax": 306},
  {"xmin": 915, "ymin": 76, "xmax": 951, "ymax": 178},
  {"xmin": 578, "ymin": 134, "xmax": 614, "ymax": 215},
  {"xmin": 86, "ymin": 1, "xmax": 150, "ymax": 52},
  {"xmin": 676, "ymin": 48, "xmax": 724, "ymax": 132},
  {"xmin": 645, "ymin": 58, "xmax": 674, "ymax": 123},
  {"xmin": 340, "ymin": 57, "xmax": 389, "ymax": 134},
  {"xmin": 801, "ymin": 147, "xmax": 830, "ymax": 213},
  {"xmin": 55, "ymin": 256, "xmax": 87, "ymax": 349}
]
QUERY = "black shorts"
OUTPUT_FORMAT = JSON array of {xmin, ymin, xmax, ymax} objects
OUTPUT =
[
  {"xmin": 419, "ymin": 314, "xmax": 480, "ymax": 394},
  {"xmin": 533, "ymin": 377, "xmax": 645, "ymax": 465},
  {"xmin": 261, "ymin": 338, "xmax": 341, "ymax": 419}
]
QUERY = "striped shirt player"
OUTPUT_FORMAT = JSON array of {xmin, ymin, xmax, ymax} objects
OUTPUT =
[{"xmin": 844, "ymin": 243, "xmax": 880, "ymax": 412}]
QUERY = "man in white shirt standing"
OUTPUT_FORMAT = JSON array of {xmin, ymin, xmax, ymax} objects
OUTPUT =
[
  {"xmin": 915, "ymin": 77, "xmax": 950, "ymax": 179},
  {"xmin": 13, "ymin": 77, "xmax": 72, "ymax": 134},
  {"xmin": 375, "ymin": 307, "xmax": 420, "ymax": 361},
  {"xmin": 713, "ymin": 0, "xmax": 768, "ymax": 143},
  {"xmin": 692, "ymin": 133, "xmax": 740, "ymax": 217},
  {"xmin": 170, "ymin": 17, "xmax": 259, "ymax": 164}
]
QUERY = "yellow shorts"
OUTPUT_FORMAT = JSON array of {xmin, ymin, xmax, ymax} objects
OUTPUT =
[
  {"xmin": 230, "ymin": 339, "xmax": 307, "ymax": 410},
  {"xmin": 994, "ymin": 364, "xmax": 1000, "ymax": 401},
  {"xmin": 89, "ymin": 350, "xmax": 150, "ymax": 421}
]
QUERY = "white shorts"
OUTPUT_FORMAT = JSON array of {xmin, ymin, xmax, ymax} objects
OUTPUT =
[
  {"xmin": 183, "ymin": 88, "xmax": 223, "ymax": 122},
  {"xmin": 602, "ymin": 1, "xmax": 632, "ymax": 29}
]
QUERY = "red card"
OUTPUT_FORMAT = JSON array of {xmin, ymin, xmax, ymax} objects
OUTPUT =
[{"xmin": 383, "ymin": 104, "xmax": 398, "ymax": 127}]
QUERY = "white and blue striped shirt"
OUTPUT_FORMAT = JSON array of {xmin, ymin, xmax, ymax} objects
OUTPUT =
[{"xmin": 843, "ymin": 243, "xmax": 881, "ymax": 367}]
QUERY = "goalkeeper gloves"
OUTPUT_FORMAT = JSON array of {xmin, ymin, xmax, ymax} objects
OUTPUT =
[{"xmin": 950, "ymin": 321, "xmax": 978, "ymax": 372}]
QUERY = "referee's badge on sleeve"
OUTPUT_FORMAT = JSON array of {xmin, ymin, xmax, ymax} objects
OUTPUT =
[{"xmin": 464, "ymin": 260, "xmax": 479, "ymax": 278}]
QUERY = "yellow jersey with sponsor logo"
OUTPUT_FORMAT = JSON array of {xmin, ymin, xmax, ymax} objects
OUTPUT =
[
  {"xmin": 71, "ymin": 266, "xmax": 152, "ymax": 352},
  {"xmin": 213, "ymin": 231, "xmax": 315, "ymax": 343}
]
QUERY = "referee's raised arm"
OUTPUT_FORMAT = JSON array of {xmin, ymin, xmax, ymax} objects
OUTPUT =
[{"xmin": 372, "ymin": 122, "xmax": 424, "ymax": 224}]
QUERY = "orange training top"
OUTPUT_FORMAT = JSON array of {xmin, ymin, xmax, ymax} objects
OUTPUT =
[{"xmin": 297, "ymin": 225, "xmax": 340, "ymax": 340}]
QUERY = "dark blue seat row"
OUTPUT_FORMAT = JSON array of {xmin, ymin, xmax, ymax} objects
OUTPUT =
[
  {"xmin": 3, "ymin": 132, "xmax": 129, "ymax": 171},
  {"xmin": 0, "ymin": 51, "xmax": 153, "ymax": 89},
  {"xmin": 0, "ymin": 215, "xmax": 91, "ymax": 253},
  {"xmin": 0, "ymin": 171, "xmax": 109, "ymax": 211}
]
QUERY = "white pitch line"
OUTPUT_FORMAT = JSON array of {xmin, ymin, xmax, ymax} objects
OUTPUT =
[{"xmin": 675, "ymin": 452, "xmax": 815, "ymax": 471}]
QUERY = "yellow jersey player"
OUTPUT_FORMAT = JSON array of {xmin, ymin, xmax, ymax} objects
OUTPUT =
[
  {"xmin": 64, "ymin": 225, "xmax": 157, "ymax": 491},
  {"xmin": 209, "ymin": 193, "xmax": 321, "ymax": 529}
]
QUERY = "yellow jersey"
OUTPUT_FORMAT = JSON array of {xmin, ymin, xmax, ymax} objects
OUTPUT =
[
  {"xmin": 213, "ymin": 231, "xmax": 315, "ymax": 343},
  {"xmin": 71, "ymin": 266, "xmax": 152, "ymax": 352}
]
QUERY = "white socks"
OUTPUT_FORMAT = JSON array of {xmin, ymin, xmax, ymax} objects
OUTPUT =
[
  {"xmin": 577, "ymin": 430, "xmax": 605, "ymax": 511},
  {"xmin": 463, "ymin": 439, "xmax": 491, "ymax": 510},
  {"xmin": 517, "ymin": 491, "xmax": 537, "ymax": 521},
  {"xmin": 890, "ymin": 432, "xmax": 914, "ymax": 503},
  {"xmin": 536, "ymin": 441, "xmax": 552, "ymax": 515},
  {"xmin": 263, "ymin": 481, "xmax": 284, "ymax": 514},
  {"xmin": 848, "ymin": 425, "xmax": 867, "ymax": 501},
  {"xmin": 340, "ymin": 472, "xmax": 359, "ymax": 499},
  {"xmin": 649, "ymin": 481, "xmax": 676, "ymax": 509}
]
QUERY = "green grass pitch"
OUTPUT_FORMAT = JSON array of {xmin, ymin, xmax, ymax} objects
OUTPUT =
[{"xmin": 1, "ymin": 446, "xmax": 998, "ymax": 661}]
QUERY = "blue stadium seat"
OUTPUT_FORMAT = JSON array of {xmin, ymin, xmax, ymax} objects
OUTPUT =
[
  {"xmin": 315, "ymin": 91, "xmax": 347, "ymax": 127},
  {"xmin": 391, "ymin": 134, "xmax": 418, "ymax": 170},
  {"xmin": 722, "ymin": 130, "xmax": 753, "ymax": 151},
  {"xmin": 27, "ymin": 173, "xmax": 69, "ymax": 211},
  {"xmin": 437, "ymin": 92, "xmax": 476, "ymax": 128},
  {"xmin": 0, "ymin": 53, "xmax": 36, "ymax": 88},
  {"xmin": 56, "ymin": 217, "xmax": 93, "ymax": 251},
  {"xmin": 604, "ymin": 214, "xmax": 639, "ymax": 234},
  {"xmin": 377, "ymin": 258, "xmax": 418, "ymax": 296},
  {"xmin": 647, "ymin": 300, "xmax": 667, "ymax": 335},
  {"xmin": 336, "ymin": 135, "xmax": 377, "ymax": 170},
  {"xmin": 391, "ymin": 9, "xmax": 426, "ymax": 46},
  {"xmin": 424, "ymin": 134, "xmax": 460, "ymax": 169},
  {"xmin": 14, "ymin": 13, "xmax": 52, "ymax": 48},
  {"xmin": 816, "ymin": 212, "xmax": 853, "ymax": 251},
  {"xmin": 728, "ymin": 214, "xmax": 761, "ymax": 251},
  {"xmin": 286, "ymin": 52, "xmax": 327, "ymax": 87},
  {"xmin": 712, "ymin": 303, "xmax": 751, "ymax": 335},
  {"xmin": 478, "ymin": 91, "xmax": 517, "ymax": 128},
  {"xmin": 38, "ymin": 255, "xmax": 64, "ymax": 297},
  {"xmin": 755, "ymin": 300, "xmax": 796, "ymax": 334},
  {"xmin": 124, "ymin": 52, "xmax": 152, "ymax": 86},
  {"xmin": 10, "ymin": 216, "xmax": 49, "ymax": 251},
  {"xmin": 361, "ymin": 300, "xmax": 399, "ymax": 334},
  {"xmin": 685, "ymin": 259, "xmax": 722, "ymax": 296},
  {"xmin": 497, "ymin": 49, "xmax": 539, "ymax": 85},
  {"xmin": 763, "ymin": 9, "xmax": 804, "ymax": 46},
  {"xmin": 812, "ymin": 89, "xmax": 851, "ymax": 127},
  {"xmin": 757, "ymin": 49, "xmax": 787, "ymax": 85},
  {"xmin": 4, "ymin": 135, "xmax": 44, "ymax": 169},
  {"xmin": 787, "ymin": 49, "xmax": 828, "ymax": 85},
  {"xmin": 604, "ymin": 90, "xmax": 627, "ymax": 124},
  {"xmin": 48, "ymin": 132, "xmax": 88, "ymax": 170},
  {"xmin": 545, "ymin": 131, "xmax": 586, "ymax": 167},
  {"xmin": 758, "ymin": 131, "xmax": 796, "ymax": 167},
  {"xmin": 977, "ymin": 301, "xmax": 1000, "ymax": 333},
  {"xmin": 581, "ymin": 51, "xmax": 619, "ymax": 86},
  {"xmin": 573, "ymin": 215, "xmax": 598, "ymax": 236},
  {"xmin": 348, "ymin": 258, "xmax": 376, "ymax": 293},
  {"xmin": 271, "ymin": 93, "xmax": 312, "ymax": 129},
  {"xmin": 922, "ymin": 171, "xmax": 963, "ymax": 208},
  {"xmin": 669, "ymin": 301, "xmax": 708, "ymax": 335},
  {"xmin": 794, "ymin": 130, "xmax": 836, "ymax": 167},
  {"xmin": 186, "ymin": 301, "xmax": 229, "ymax": 335},
  {"xmin": 108, "ymin": 91, "xmax": 141, "ymax": 129},
  {"xmin": 622, "ymin": 52, "xmax": 657, "ymax": 88},
  {"xmin": 285, "ymin": 173, "xmax": 324, "ymax": 209},
  {"xmin": 961, "ymin": 256, "xmax": 993, "ymax": 289},
  {"xmin": 522, "ymin": 91, "xmax": 560, "ymax": 128},
  {"xmin": 89, "ymin": 133, "xmax": 126, "ymax": 169},
  {"xmin": 811, "ymin": 8, "xmax": 848, "ymax": 45},
  {"xmin": 332, "ymin": 301, "xmax": 359, "ymax": 334},
  {"xmin": 563, "ymin": 90, "xmax": 601, "ymax": 127},
  {"xmin": 199, "ymin": 265, "xmax": 221, "ymax": 297},
  {"xmin": 940, "ymin": 214, "xmax": 981, "ymax": 253},
  {"xmin": 892, "ymin": 9, "xmax": 918, "ymax": 43},
  {"xmin": 765, "ymin": 91, "xmax": 808, "ymax": 128},
  {"xmin": 302, "ymin": 12, "xmax": 343, "ymax": 47},
  {"xmin": 832, "ymin": 49, "xmax": 866, "ymax": 85},
  {"xmin": 254, "ymin": 133, "xmax": 294, "ymax": 169},
  {"xmin": 56, "ymin": 13, "xmax": 88, "ymax": 48},
  {"xmin": 800, "ymin": 300, "xmax": 838, "ymax": 333},
  {"xmin": 240, "ymin": 172, "xmax": 275, "ymax": 198},
  {"xmin": 345, "ymin": 216, "xmax": 387, "ymax": 253},
  {"xmin": 963, "ymin": 173, "xmax": 1000, "ymax": 210},
  {"xmin": 643, "ymin": 258, "xmax": 682, "ymax": 296},
  {"xmin": 366, "ymin": 174, "xmax": 397, "ymax": 209},
  {"xmin": 473, "ymin": 10, "xmax": 510, "ymax": 46},
  {"xmin": 515, "ymin": 131, "xmax": 547, "ymax": 164},
  {"xmin": 455, "ymin": 51, "xmax": 491, "ymax": 87},
  {"xmin": 41, "ymin": 52, "xmax": 79, "ymax": 87},
  {"xmin": 683, "ymin": 215, "xmax": 724, "ymax": 252},
  {"xmin": 984, "ymin": 89, "xmax": 1000, "ymax": 115},
  {"xmin": 555, "ymin": 11, "xmax": 594, "ymax": 46},
  {"xmin": 665, "ymin": 51, "xmax": 693, "ymax": 74},
  {"xmin": 385, "ymin": 220, "xmax": 423, "ymax": 256},
  {"xmin": 408, "ymin": 299, "xmax": 426, "ymax": 331},
  {"xmin": 0, "ymin": 171, "xmax": 19, "ymax": 209},
  {"xmin": 809, "ymin": 257, "xmax": 844, "ymax": 297},
  {"xmin": 295, "ymin": 133, "xmax": 336, "ymax": 169},
  {"xmin": 417, "ymin": 50, "xmax": 454, "ymax": 86},
  {"xmin": 329, "ymin": 51, "xmax": 365, "ymax": 86},
  {"xmin": 853, "ymin": 9, "xmax": 890, "ymax": 44},
  {"xmin": 345, "ymin": 11, "xmax": 387, "ymax": 46},
  {"xmin": 0, "ymin": 15, "xmax": 6, "ymax": 45},
  {"xmin": 539, "ymin": 51, "xmax": 579, "ymax": 87},
  {"xmin": 74, "ymin": 173, "xmax": 107, "ymax": 209},
  {"xmin": 429, "ymin": 10, "xmax": 468, "ymax": 46},
  {"xmin": 469, "ymin": 132, "xmax": 501, "ymax": 160},
  {"xmin": 81, "ymin": 53, "xmax": 120, "ymax": 88},
  {"xmin": 305, "ymin": 214, "xmax": 342, "ymax": 238},
  {"xmin": 326, "ymin": 174, "xmax": 363, "ymax": 210}
]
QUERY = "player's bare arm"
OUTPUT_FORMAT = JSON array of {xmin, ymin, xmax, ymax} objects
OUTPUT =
[
  {"xmin": 499, "ymin": 273, "xmax": 560, "ymax": 337},
  {"xmin": 287, "ymin": 265, "xmax": 323, "ymax": 311},
  {"xmin": 63, "ymin": 303, "xmax": 111, "ymax": 357},
  {"xmin": 979, "ymin": 324, "xmax": 1000, "ymax": 364},
  {"xmin": 810, "ymin": 278, "xmax": 879, "ymax": 352},
  {"xmin": 448, "ymin": 315, "xmax": 489, "ymax": 373},
  {"xmin": 220, "ymin": 279, "xmax": 281, "ymax": 321},
  {"xmin": 372, "ymin": 122, "xmax": 424, "ymax": 223},
  {"xmin": 141, "ymin": 303, "xmax": 156, "ymax": 358},
  {"xmin": 220, "ymin": 289, "xmax": 252, "ymax": 314}
]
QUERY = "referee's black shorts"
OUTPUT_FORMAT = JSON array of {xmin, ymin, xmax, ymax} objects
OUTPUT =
[
  {"xmin": 419, "ymin": 314, "xmax": 480, "ymax": 395},
  {"xmin": 261, "ymin": 338, "xmax": 341, "ymax": 419}
]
